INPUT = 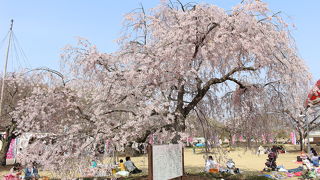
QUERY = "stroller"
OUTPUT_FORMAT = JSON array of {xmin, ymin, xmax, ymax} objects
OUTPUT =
[{"xmin": 264, "ymin": 151, "xmax": 277, "ymax": 171}]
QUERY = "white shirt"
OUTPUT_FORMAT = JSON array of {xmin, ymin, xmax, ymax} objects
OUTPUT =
[{"xmin": 205, "ymin": 159, "xmax": 217, "ymax": 172}]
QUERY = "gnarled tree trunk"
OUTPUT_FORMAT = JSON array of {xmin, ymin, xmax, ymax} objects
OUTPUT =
[
  {"xmin": 0, "ymin": 125, "xmax": 16, "ymax": 166},
  {"xmin": 0, "ymin": 137, "xmax": 11, "ymax": 166}
]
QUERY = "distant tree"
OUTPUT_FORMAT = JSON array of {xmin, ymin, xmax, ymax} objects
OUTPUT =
[
  {"xmin": 283, "ymin": 80, "xmax": 320, "ymax": 151},
  {"xmin": 0, "ymin": 73, "xmax": 41, "ymax": 165}
]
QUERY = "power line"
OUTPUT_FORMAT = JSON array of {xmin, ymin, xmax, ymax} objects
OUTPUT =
[
  {"xmin": 12, "ymin": 32, "xmax": 32, "ymax": 69},
  {"xmin": 0, "ymin": 31, "xmax": 10, "ymax": 51}
]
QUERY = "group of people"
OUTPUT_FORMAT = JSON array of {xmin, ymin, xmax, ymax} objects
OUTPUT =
[
  {"xmin": 205, "ymin": 156, "xmax": 240, "ymax": 174},
  {"xmin": 4, "ymin": 162, "xmax": 40, "ymax": 180},
  {"xmin": 116, "ymin": 156, "xmax": 142, "ymax": 177},
  {"xmin": 263, "ymin": 145, "xmax": 320, "ymax": 173},
  {"xmin": 85, "ymin": 156, "xmax": 142, "ymax": 177}
]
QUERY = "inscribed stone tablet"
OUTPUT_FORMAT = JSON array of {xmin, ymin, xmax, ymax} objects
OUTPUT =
[{"xmin": 152, "ymin": 144, "xmax": 183, "ymax": 180}]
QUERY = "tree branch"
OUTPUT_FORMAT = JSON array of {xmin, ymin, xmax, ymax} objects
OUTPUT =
[
  {"xmin": 226, "ymin": 77, "xmax": 246, "ymax": 89},
  {"xmin": 176, "ymin": 0, "xmax": 185, "ymax": 11},
  {"xmin": 100, "ymin": 109, "xmax": 137, "ymax": 116},
  {"xmin": 184, "ymin": 66, "xmax": 256, "ymax": 115},
  {"xmin": 308, "ymin": 114, "xmax": 320, "ymax": 127},
  {"xmin": 192, "ymin": 22, "xmax": 219, "ymax": 59}
]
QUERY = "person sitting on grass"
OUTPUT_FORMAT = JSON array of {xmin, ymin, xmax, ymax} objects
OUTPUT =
[
  {"xmin": 311, "ymin": 147, "xmax": 318, "ymax": 156},
  {"xmin": 4, "ymin": 163, "xmax": 22, "ymax": 179},
  {"xmin": 205, "ymin": 156, "xmax": 218, "ymax": 172},
  {"xmin": 226, "ymin": 159, "xmax": 240, "ymax": 174},
  {"xmin": 115, "ymin": 159, "xmax": 130, "ymax": 177},
  {"xmin": 124, "ymin": 156, "xmax": 142, "ymax": 174},
  {"xmin": 24, "ymin": 162, "xmax": 40, "ymax": 180},
  {"xmin": 311, "ymin": 155, "xmax": 319, "ymax": 167},
  {"xmin": 300, "ymin": 152, "xmax": 313, "ymax": 170},
  {"xmin": 119, "ymin": 159, "xmax": 126, "ymax": 171}
]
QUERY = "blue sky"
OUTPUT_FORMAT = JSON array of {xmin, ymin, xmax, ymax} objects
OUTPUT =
[{"xmin": 0, "ymin": 0, "xmax": 319, "ymax": 81}]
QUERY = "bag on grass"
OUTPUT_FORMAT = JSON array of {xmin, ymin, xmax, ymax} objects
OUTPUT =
[
  {"xmin": 209, "ymin": 168, "xmax": 219, "ymax": 173},
  {"xmin": 293, "ymin": 171, "xmax": 302, "ymax": 176},
  {"xmin": 116, "ymin": 170, "xmax": 129, "ymax": 177}
]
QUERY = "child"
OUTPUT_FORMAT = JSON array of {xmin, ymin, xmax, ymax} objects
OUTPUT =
[
  {"xmin": 119, "ymin": 159, "xmax": 126, "ymax": 171},
  {"xmin": 116, "ymin": 159, "xmax": 129, "ymax": 177}
]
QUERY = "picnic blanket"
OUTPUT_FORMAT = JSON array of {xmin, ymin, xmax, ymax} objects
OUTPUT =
[
  {"xmin": 287, "ymin": 166, "xmax": 303, "ymax": 173},
  {"xmin": 261, "ymin": 165, "xmax": 305, "ymax": 179},
  {"xmin": 260, "ymin": 172, "xmax": 289, "ymax": 179}
]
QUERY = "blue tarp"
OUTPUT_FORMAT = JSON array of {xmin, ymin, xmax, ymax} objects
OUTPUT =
[{"xmin": 196, "ymin": 143, "xmax": 205, "ymax": 147}]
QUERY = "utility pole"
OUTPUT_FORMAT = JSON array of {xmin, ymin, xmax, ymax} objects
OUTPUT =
[
  {"xmin": 0, "ymin": 19, "xmax": 14, "ymax": 119},
  {"xmin": 305, "ymin": 112, "xmax": 310, "ymax": 154}
]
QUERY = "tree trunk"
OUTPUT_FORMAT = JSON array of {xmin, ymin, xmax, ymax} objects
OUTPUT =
[
  {"xmin": 299, "ymin": 130, "xmax": 304, "ymax": 151},
  {"xmin": 0, "ymin": 136, "xmax": 12, "ymax": 166},
  {"xmin": 0, "ymin": 125, "xmax": 16, "ymax": 166},
  {"xmin": 173, "ymin": 113, "xmax": 186, "ymax": 132},
  {"xmin": 171, "ymin": 114, "xmax": 187, "ymax": 143},
  {"xmin": 247, "ymin": 137, "xmax": 251, "ymax": 148},
  {"xmin": 229, "ymin": 133, "xmax": 232, "ymax": 148}
]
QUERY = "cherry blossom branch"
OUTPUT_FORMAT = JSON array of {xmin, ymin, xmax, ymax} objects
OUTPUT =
[
  {"xmin": 139, "ymin": 3, "xmax": 148, "ymax": 45},
  {"xmin": 308, "ymin": 114, "xmax": 320, "ymax": 129},
  {"xmin": 192, "ymin": 22, "xmax": 219, "ymax": 59},
  {"xmin": 176, "ymin": 0, "xmax": 185, "ymax": 12},
  {"xmin": 258, "ymin": 11, "xmax": 281, "ymax": 23},
  {"xmin": 27, "ymin": 67, "xmax": 66, "ymax": 86},
  {"xmin": 76, "ymin": 106, "xmax": 94, "ymax": 124},
  {"xmin": 226, "ymin": 77, "xmax": 246, "ymax": 89},
  {"xmin": 100, "ymin": 109, "xmax": 137, "ymax": 116},
  {"xmin": 195, "ymin": 77, "xmax": 203, "ymax": 91},
  {"xmin": 168, "ymin": 96, "xmax": 191, "ymax": 103},
  {"xmin": 184, "ymin": 66, "xmax": 256, "ymax": 115}
]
